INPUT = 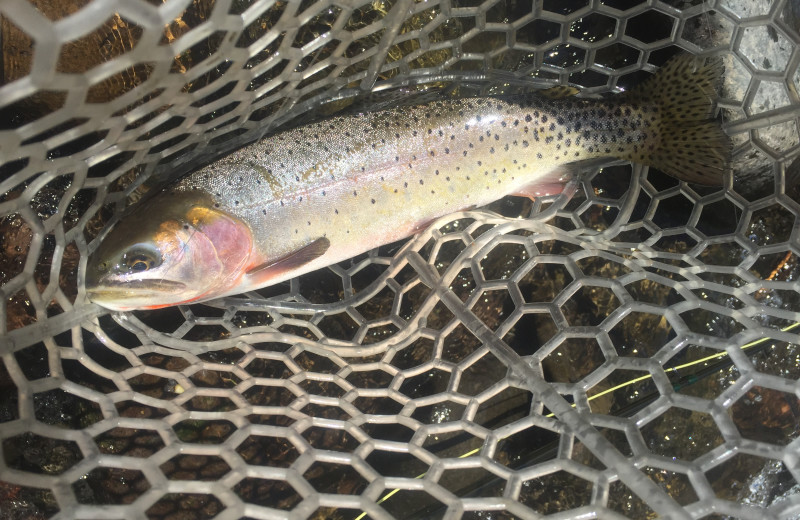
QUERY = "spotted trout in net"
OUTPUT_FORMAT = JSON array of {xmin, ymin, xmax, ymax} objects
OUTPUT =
[{"xmin": 85, "ymin": 55, "xmax": 729, "ymax": 311}]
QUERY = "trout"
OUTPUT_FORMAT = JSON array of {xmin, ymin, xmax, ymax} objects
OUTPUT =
[{"xmin": 86, "ymin": 55, "xmax": 729, "ymax": 310}]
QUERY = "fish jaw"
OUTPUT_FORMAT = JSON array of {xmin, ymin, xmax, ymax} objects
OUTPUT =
[{"xmin": 85, "ymin": 279, "xmax": 190, "ymax": 311}]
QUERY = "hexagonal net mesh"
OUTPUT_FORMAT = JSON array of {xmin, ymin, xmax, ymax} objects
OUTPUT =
[{"xmin": 1, "ymin": 0, "xmax": 800, "ymax": 518}]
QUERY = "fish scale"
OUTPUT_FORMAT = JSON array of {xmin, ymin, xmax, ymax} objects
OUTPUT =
[
  {"xmin": 175, "ymin": 96, "xmax": 654, "ymax": 257},
  {"xmin": 86, "ymin": 55, "xmax": 730, "ymax": 310}
]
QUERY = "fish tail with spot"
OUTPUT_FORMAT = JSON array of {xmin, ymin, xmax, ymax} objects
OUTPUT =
[{"xmin": 86, "ymin": 55, "xmax": 730, "ymax": 310}]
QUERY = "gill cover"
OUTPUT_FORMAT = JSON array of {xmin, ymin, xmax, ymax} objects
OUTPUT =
[{"xmin": 85, "ymin": 191, "xmax": 253, "ymax": 311}]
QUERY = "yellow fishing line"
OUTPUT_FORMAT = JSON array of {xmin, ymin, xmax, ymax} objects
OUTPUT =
[
  {"xmin": 553, "ymin": 321, "xmax": 800, "ymax": 416},
  {"xmin": 353, "ymin": 447, "xmax": 482, "ymax": 520},
  {"xmin": 354, "ymin": 321, "xmax": 799, "ymax": 519}
]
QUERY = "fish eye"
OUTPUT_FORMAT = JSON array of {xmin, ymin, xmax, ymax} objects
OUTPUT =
[
  {"xmin": 123, "ymin": 245, "xmax": 161, "ymax": 273},
  {"xmin": 129, "ymin": 255, "xmax": 153, "ymax": 272}
]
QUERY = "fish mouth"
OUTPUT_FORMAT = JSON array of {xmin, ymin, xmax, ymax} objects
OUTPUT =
[{"xmin": 86, "ymin": 279, "xmax": 188, "ymax": 299}]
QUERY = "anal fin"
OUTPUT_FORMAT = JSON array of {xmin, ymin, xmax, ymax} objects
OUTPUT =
[
  {"xmin": 511, "ymin": 159, "xmax": 615, "ymax": 200},
  {"xmin": 512, "ymin": 183, "xmax": 565, "ymax": 199}
]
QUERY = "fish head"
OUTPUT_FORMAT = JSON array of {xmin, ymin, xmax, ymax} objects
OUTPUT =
[{"xmin": 86, "ymin": 191, "xmax": 253, "ymax": 311}]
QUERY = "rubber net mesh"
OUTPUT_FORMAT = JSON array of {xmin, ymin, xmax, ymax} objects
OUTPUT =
[{"xmin": 1, "ymin": 0, "xmax": 800, "ymax": 518}]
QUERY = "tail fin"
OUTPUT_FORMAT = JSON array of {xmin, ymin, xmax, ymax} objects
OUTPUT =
[{"xmin": 627, "ymin": 54, "xmax": 730, "ymax": 185}]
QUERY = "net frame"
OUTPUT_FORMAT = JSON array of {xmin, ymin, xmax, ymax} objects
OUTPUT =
[{"xmin": 1, "ymin": 0, "xmax": 799, "ymax": 519}]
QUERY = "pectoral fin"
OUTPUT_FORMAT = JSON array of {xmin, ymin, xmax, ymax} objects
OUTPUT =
[{"xmin": 246, "ymin": 237, "xmax": 331, "ymax": 279}]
